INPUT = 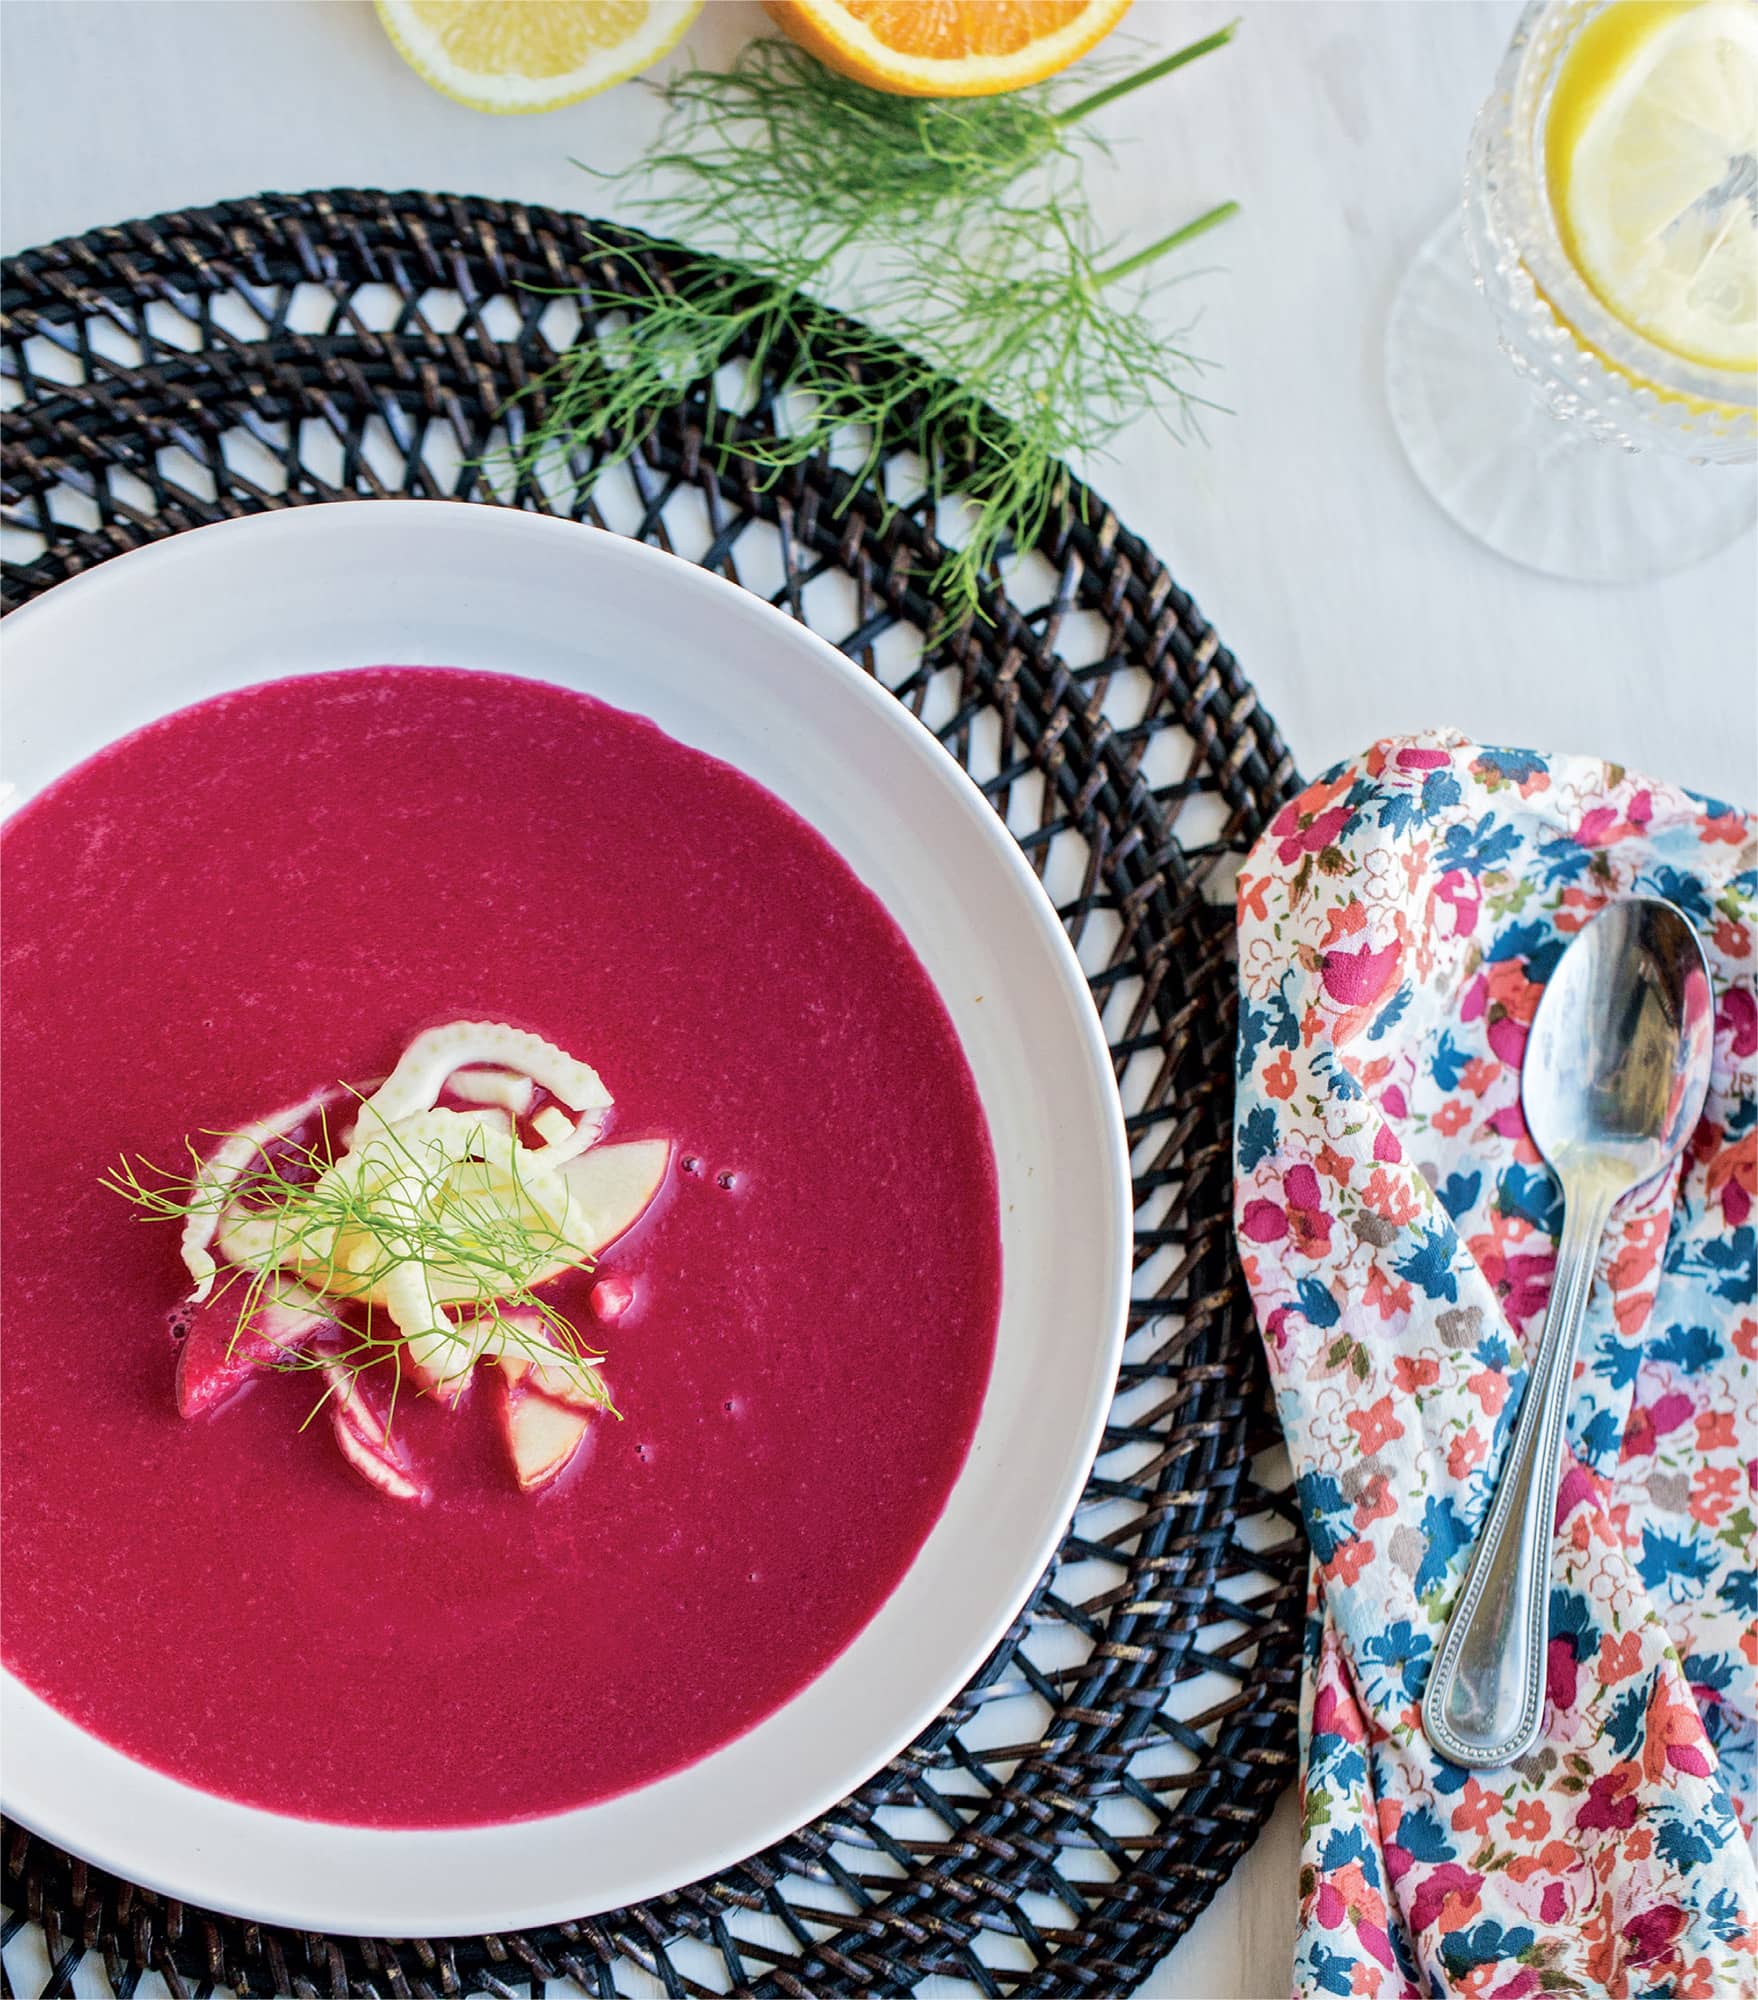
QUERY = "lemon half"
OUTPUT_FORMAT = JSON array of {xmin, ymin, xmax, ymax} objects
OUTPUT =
[
  {"xmin": 375, "ymin": 0, "xmax": 703, "ymax": 114},
  {"xmin": 1549, "ymin": 0, "xmax": 1758, "ymax": 372}
]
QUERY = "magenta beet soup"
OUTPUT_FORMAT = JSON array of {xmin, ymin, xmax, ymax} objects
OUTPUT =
[{"xmin": 0, "ymin": 667, "xmax": 1000, "ymax": 1827}]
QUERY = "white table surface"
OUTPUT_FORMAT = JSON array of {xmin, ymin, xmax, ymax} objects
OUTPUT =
[{"xmin": 2, "ymin": 3, "xmax": 1754, "ymax": 1996}]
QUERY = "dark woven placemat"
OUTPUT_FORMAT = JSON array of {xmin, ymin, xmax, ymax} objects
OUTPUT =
[{"xmin": 1, "ymin": 188, "xmax": 1306, "ymax": 2000}]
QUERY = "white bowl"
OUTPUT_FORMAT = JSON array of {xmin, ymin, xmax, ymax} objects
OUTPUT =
[{"xmin": 0, "ymin": 501, "xmax": 1130, "ymax": 1936}]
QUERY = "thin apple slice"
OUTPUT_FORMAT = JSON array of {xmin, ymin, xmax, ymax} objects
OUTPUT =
[
  {"xmin": 322, "ymin": 1363, "xmax": 427, "ymax": 1503},
  {"xmin": 520, "ymin": 1139, "xmax": 670, "ymax": 1285},
  {"xmin": 526, "ymin": 1351, "xmax": 610, "ymax": 1410},
  {"xmin": 494, "ymin": 1367, "xmax": 593, "ymax": 1491},
  {"xmin": 399, "ymin": 1304, "xmax": 495, "ymax": 1408},
  {"xmin": 488, "ymin": 1310, "xmax": 599, "ymax": 1488},
  {"xmin": 173, "ymin": 1282, "xmax": 334, "ymax": 1419},
  {"xmin": 403, "ymin": 1343, "xmax": 476, "ymax": 1409},
  {"xmin": 485, "ymin": 1311, "xmax": 606, "ymax": 1411}
]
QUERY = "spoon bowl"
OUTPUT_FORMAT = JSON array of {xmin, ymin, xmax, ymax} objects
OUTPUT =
[{"xmin": 1522, "ymin": 894, "xmax": 1717, "ymax": 1193}]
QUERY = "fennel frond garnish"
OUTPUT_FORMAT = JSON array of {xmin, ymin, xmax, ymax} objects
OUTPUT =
[{"xmin": 506, "ymin": 26, "xmax": 1240, "ymax": 622}]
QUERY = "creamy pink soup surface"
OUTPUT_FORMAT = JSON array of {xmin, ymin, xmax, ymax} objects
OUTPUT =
[{"xmin": 1, "ymin": 666, "xmax": 1000, "ymax": 1827}]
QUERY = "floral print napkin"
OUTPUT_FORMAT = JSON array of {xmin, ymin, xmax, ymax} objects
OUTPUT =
[{"xmin": 1234, "ymin": 732, "xmax": 1756, "ymax": 1998}]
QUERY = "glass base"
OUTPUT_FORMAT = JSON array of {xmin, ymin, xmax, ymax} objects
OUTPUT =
[{"xmin": 1385, "ymin": 214, "xmax": 1758, "ymax": 583}]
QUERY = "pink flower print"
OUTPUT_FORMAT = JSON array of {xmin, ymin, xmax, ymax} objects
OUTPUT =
[
  {"xmin": 1280, "ymin": 1164, "xmax": 1334, "ymax": 1257},
  {"xmin": 1623, "ymin": 1905, "xmax": 1687, "ymax": 1966},
  {"xmin": 1322, "ymin": 938, "xmax": 1402, "ymax": 1009},
  {"xmin": 1312, "ymin": 1679, "xmax": 1365, "ymax": 1744},
  {"xmin": 1288, "ymin": 1208, "xmax": 1333, "ymax": 1258},
  {"xmin": 1486, "ymin": 1012, "xmax": 1529, "ymax": 1066},
  {"xmin": 1372, "ymin": 1120, "xmax": 1403, "ymax": 1162},
  {"xmin": 1621, "ymin": 1405, "xmax": 1658, "ymax": 1460},
  {"xmin": 1649, "ymin": 1392, "xmax": 1695, "ymax": 1439},
  {"xmin": 1395, "ymin": 747, "xmax": 1452, "ymax": 770},
  {"xmin": 1278, "ymin": 802, "xmax": 1354, "ymax": 867},
  {"xmin": 1577, "ymin": 1765, "xmax": 1640, "ymax": 1833},
  {"xmin": 1625, "ymin": 787, "xmax": 1654, "ymax": 830},
  {"xmin": 1575, "ymin": 805, "xmax": 1621, "ymax": 848},
  {"xmin": 1719, "ymin": 983, "xmax": 1757, "ymax": 1059},
  {"xmin": 1500, "ymin": 1250, "xmax": 1555, "ymax": 1330},
  {"xmin": 1538, "ymin": 1885, "xmax": 1566, "ymax": 1926},
  {"xmin": 1355, "ymin": 1922, "xmax": 1396, "ymax": 1973},
  {"xmin": 1547, "ymin": 1634, "xmax": 1579, "ymax": 1713},
  {"xmin": 1555, "ymin": 1459, "xmax": 1601, "ymax": 1528},
  {"xmin": 1408, "ymin": 1861, "xmax": 1484, "ymax": 1934},
  {"xmin": 1434, "ymin": 868, "xmax": 1481, "ymax": 938},
  {"xmin": 1240, "ymin": 1199, "xmax": 1288, "ymax": 1244},
  {"xmin": 1643, "ymin": 1679, "xmax": 1714, "ymax": 1783},
  {"xmin": 1460, "ymin": 972, "xmax": 1488, "ymax": 1023},
  {"xmin": 1486, "ymin": 1102, "xmax": 1529, "ymax": 1142}
]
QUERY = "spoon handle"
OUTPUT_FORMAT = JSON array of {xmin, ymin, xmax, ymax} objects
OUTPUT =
[{"xmin": 1421, "ymin": 1176, "xmax": 1617, "ymax": 1768}]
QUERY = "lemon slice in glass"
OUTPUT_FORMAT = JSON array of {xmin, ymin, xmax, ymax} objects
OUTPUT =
[
  {"xmin": 1549, "ymin": 0, "xmax": 1758, "ymax": 371},
  {"xmin": 375, "ymin": 0, "xmax": 702, "ymax": 113}
]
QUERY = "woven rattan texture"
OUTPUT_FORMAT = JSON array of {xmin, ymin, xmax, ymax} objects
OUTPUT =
[{"xmin": 1, "ymin": 189, "xmax": 1305, "ymax": 2000}]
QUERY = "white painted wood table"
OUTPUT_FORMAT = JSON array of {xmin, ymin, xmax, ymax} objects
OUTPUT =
[{"xmin": 2, "ymin": 3, "xmax": 1753, "ymax": 1995}]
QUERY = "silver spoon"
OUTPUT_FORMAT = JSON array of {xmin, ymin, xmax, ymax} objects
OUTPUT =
[{"xmin": 1421, "ymin": 896, "xmax": 1715, "ymax": 1769}]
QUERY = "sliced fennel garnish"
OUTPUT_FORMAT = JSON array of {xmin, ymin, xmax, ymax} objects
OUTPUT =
[{"xmin": 108, "ymin": 1022, "xmax": 652, "ymax": 1420}]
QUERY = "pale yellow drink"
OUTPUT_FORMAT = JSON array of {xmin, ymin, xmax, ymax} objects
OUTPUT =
[{"xmin": 1544, "ymin": 0, "xmax": 1758, "ymax": 377}]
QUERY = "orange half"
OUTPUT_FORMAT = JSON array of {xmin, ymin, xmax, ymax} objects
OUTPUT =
[{"xmin": 766, "ymin": 0, "xmax": 1134, "ymax": 97}]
